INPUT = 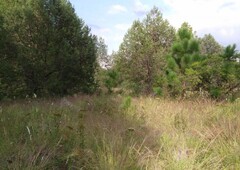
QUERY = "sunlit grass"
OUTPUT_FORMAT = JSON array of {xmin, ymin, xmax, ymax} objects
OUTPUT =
[{"xmin": 0, "ymin": 95, "xmax": 239, "ymax": 169}]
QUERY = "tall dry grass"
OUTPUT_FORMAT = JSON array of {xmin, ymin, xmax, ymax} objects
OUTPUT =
[{"xmin": 0, "ymin": 95, "xmax": 239, "ymax": 169}]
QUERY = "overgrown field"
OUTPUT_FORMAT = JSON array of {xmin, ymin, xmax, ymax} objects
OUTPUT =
[{"xmin": 0, "ymin": 95, "xmax": 240, "ymax": 169}]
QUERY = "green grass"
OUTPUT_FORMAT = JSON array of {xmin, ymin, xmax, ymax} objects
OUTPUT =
[{"xmin": 0, "ymin": 95, "xmax": 239, "ymax": 169}]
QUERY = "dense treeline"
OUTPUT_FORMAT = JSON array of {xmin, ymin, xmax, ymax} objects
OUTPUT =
[
  {"xmin": 0, "ymin": 2, "xmax": 239, "ymax": 100},
  {"xmin": 0, "ymin": 0, "xmax": 97, "ymax": 99},
  {"xmin": 105, "ymin": 7, "xmax": 240, "ymax": 100}
]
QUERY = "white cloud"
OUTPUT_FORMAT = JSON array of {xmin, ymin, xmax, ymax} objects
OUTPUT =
[
  {"xmin": 89, "ymin": 24, "xmax": 110, "ymax": 32},
  {"xmin": 162, "ymin": 0, "xmax": 240, "ymax": 49},
  {"xmin": 115, "ymin": 24, "xmax": 131, "ymax": 31},
  {"xmin": 89, "ymin": 24, "xmax": 125, "ymax": 53},
  {"xmin": 98, "ymin": 28, "xmax": 111, "ymax": 33},
  {"xmin": 89, "ymin": 24, "xmax": 111, "ymax": 42},
  {"xmin": 219, "ymin": 28, "xmax": 235, "ymax": 37},
  {"xmin": 163, "ymin": 0, "xmax": 240, "ymax": 29},
  {"xmin": 134, "ymin": 0, "xmax": 149, "ymax": 16},
  {"xmin": 108, "ymin": 4, "xmax": 127, "ymax": 14},
  {"xmin": 216, "ymin": 26, "xmax": 240, "ymax": 46}
]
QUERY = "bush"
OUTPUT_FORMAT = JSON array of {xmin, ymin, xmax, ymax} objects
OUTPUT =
[
  {"xmin": 210, "ymin": 87, "xmax": 222, "ymax": 99},
  {"xmin": 153, "ymin": 87, "xmax": 163, "ymax": 96}
]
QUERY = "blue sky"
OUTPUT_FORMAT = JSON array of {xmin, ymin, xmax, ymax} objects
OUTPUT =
[{"xmin": 69, "ymin": 0, "xmax": 240, "ymax": 54}]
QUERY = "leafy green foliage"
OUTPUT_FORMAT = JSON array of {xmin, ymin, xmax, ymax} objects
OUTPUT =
[
  {"xmin": 222, "ymin": 44, "xmax": 239, "ymax": 61},
  {"xmin": 114, "ymin": 9, "xmax": 239, "ymax": 99},
  {"xmin": 165, "ymin": 22, "xmax": 204, "ymax": 96},
  {"xmin": 0, "ymin": 2, "xmax": 239, "ymax": 100},
  {"xmin": 0, "ymin": 0, "xmax": 97, "ymax": 99},
  {"xmin": 104, "ymin": 70, "xmax": 119, "ymax": 93},
  {"xmin": 96, "ymin": 37, "xmax": 112, "ymax": 69},
  {"xmin": 153, "ymin": 87, "xmax": 163, "ymax": 96},
  {"xmin": 170, "ymin": 23, "xmax": 201, "ymax": 72},
  {"xmin": 210, "ymin": 87, "xmax": 222, "ymax": 99},
  {"xmin": 199, "ymin": 54, "xmax": 240, "ymax": 100},
  {"xmin": 199, "ymin": 34, "xmax": 223, "ymax": 56},
  {"xmin": 116, "ymin": 7, "xmax": 175, "ymax": 94}
]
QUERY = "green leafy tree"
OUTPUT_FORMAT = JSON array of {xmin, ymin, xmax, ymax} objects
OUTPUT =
[
  {"xmin": 199, "ymin": 54, "xmax": 240, "ymax": 99},
  {"xmin": 199, "ymin": 34, "xmax": 223, "ymax": 56},
  {"xmin": 104, "ymin": 69, "xmax": 119, "ymax": 93},
  {"xmin": 116, "ymin": 7, "xmax": 175, "ymax": 94},
  {"xmin": 0, "ymin": 0, "xmax": 97, "ymax": 98},
  {"xmin": 222, "ymin": 44, "xmax": 239, "ymax": 61},
  {"xmin": 0, "ymin": 12, "xmax": 24, "ymax": 99},
  {"xmin": 197, "ymin": 43, "xmax": 240, "ymax": 99},
  {"xmin": 96, "ymin": 37, "xmax": 112, "ymax": 69},
  {"xmin": 95, "ymin": 37, "xmax": 119, "ymax": 93},
  {"xmin": 170, "ymin": 23, "xmax": 201, "ymax": 72},
  {"xmin": 166, "ymin": 22, "xmax": 203, "ymax": 95}
]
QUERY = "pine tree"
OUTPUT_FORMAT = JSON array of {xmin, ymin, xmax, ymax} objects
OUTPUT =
[{"xmin": 166, "ymin": 22, "xmax": 203, "ymax": 95}]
